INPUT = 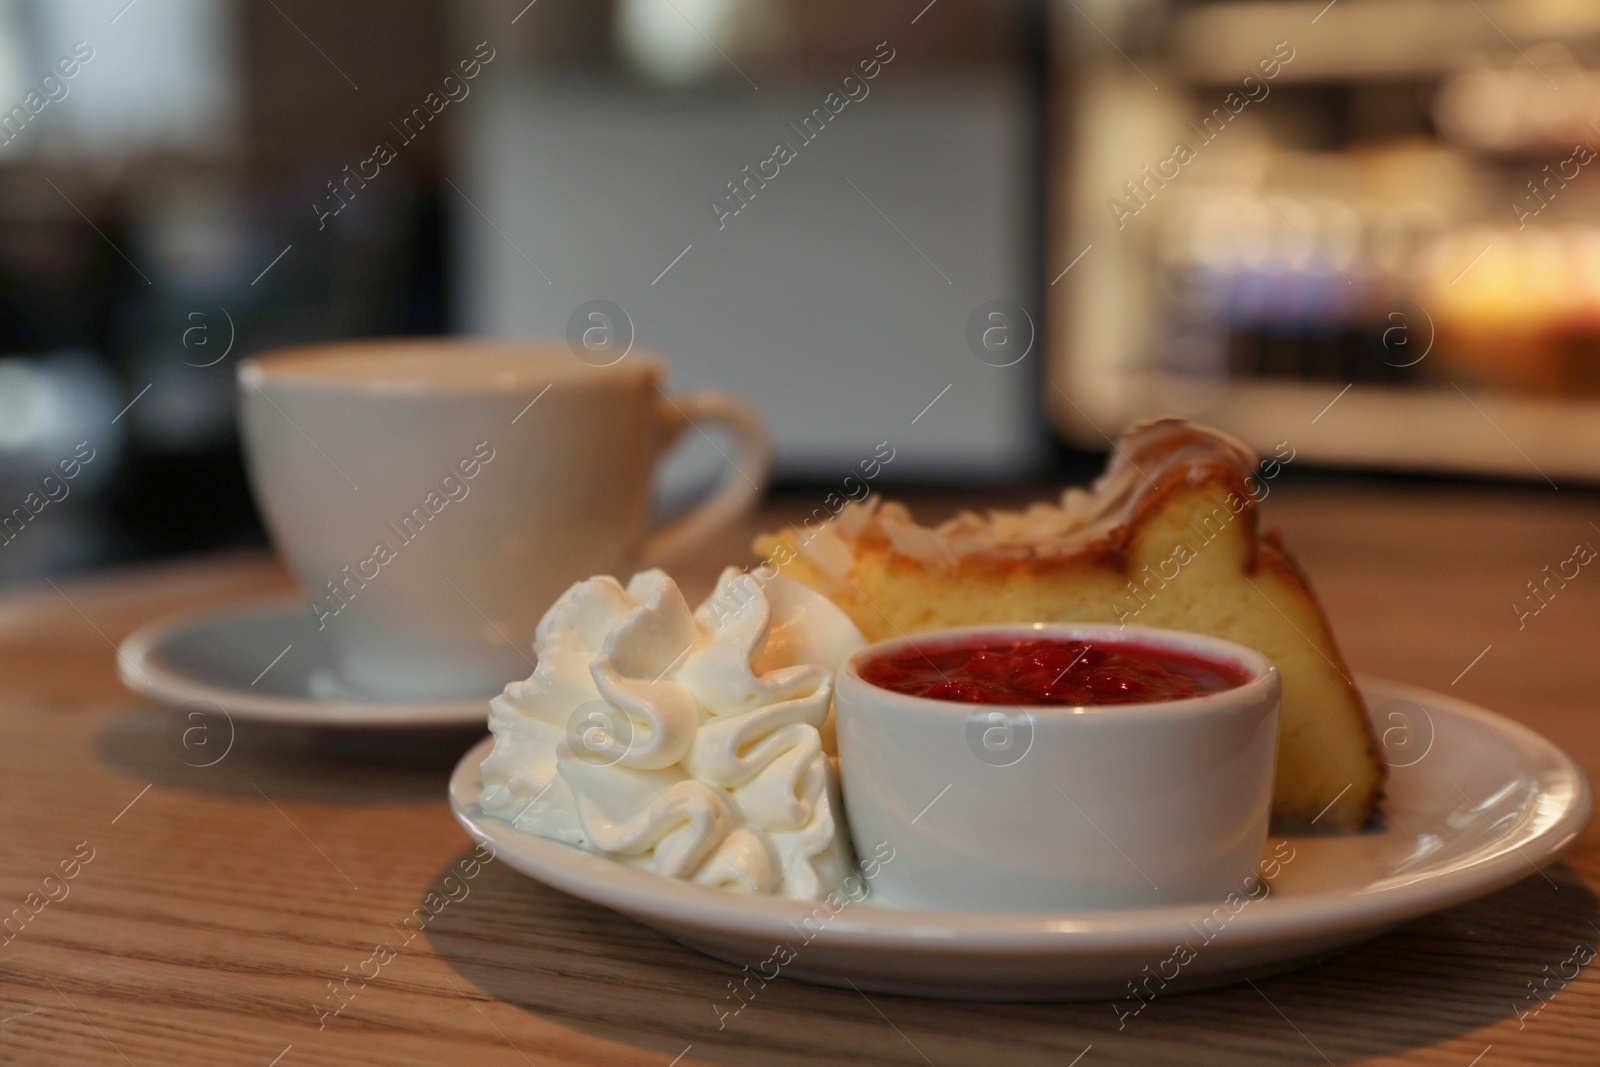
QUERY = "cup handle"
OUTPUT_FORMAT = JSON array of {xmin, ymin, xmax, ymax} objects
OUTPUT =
[{"xmin": 638, "ymin": 391, "xmax": 773, "ymax": 566}]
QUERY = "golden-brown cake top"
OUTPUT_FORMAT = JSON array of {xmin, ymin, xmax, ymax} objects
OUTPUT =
[{"xmin": 783, "ymin": 418, "xmax": 1261, "ymax": 577}]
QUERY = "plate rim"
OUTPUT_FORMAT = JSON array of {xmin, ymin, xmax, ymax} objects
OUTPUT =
[
  {"xmin": 449, "ymin": 676, "xmax": 1593, "ymax": 953},
  {"xmin": 117, "ymin": 598, "xmax": 489, "ymax": 728}
]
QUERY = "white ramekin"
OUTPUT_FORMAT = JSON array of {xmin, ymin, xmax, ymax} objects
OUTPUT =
[{"xmin": 834, "ymin": 622, "xmax": 1280, "ymax": 911}]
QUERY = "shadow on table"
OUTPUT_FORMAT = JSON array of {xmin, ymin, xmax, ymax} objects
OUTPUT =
[
  {"xmin": 94, "ymin": 706, "xmax": 484, "ymax": 804},
  {"xmin": 423, "ymin": 854, "xmax": 1599, "ymax": 1067}
]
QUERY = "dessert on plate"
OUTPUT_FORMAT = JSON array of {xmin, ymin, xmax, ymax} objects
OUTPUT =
[
  {"xmin": 755, "ymin": 418, "xmax": 1383, "ymax": 830},
  {"xmin": 478, "ymin": 567, "xmax": 865, "ymax": 901}
]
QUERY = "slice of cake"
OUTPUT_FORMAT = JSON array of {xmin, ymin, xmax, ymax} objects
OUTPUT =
[{"xmin": 754, "ymin": 418, "xmax": 1383, "ymax": 831}]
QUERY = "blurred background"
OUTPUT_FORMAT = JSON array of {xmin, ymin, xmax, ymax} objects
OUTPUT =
[{"xmin": 0, "ymin": 0, "xmax": 1593, "ymax": 587}]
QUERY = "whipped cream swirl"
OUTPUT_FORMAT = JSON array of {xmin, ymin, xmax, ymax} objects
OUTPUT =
[{"xmin": 479, "ymin": 567, "xmax": 865, "ymax": 901}]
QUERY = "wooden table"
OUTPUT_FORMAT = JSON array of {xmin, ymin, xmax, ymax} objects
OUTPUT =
[{"xmin": 2, "ymin": 486, "xmax": 1597, "ymax": 1066}]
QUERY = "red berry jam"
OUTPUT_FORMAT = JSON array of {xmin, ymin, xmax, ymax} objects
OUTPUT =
[{"xmin": 859, "ymin": 637, "xmax": 1251, "ymax": 706}]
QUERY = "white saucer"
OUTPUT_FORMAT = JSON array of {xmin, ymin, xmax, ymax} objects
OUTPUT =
[
  {"xmin": 118, "ymin": 599, "xmax": 492, "ymax": 728},
  {"xmin": 449, "ymin": 677, "xmax": 1592, "ymax": 1000}
]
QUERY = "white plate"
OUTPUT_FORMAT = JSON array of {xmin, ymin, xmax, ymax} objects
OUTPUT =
[
  {"xmin": 448, "ymin": 678, "xmax": 1592, "ymax": 1000},
  {"xmin": 118, "ymin": 600, "xmax": 490, "ymax": 728}
]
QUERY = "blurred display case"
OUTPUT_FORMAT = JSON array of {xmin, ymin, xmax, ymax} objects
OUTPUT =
[{"xmin": 1049, "ymin": 0, "xmax": 1600, "ymax": 480}]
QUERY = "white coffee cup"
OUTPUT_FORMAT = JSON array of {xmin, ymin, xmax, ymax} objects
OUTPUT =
[
  {"xmin": 833, "ymin": 623, "xmax": 1280, "ymax": 911},
  {"xmin": 238, "ymin": 338, "xmax": 771, "ymax": 700}
]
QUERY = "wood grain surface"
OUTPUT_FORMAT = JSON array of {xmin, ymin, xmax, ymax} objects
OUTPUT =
[{"xmin": 1, "ymin": 486, "xmax": 1597, "ymax": 1067}]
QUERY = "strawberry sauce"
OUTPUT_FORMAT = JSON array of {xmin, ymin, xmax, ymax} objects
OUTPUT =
[{"xmin": 859, "ymin": 637, "xmax": 1251, "ymax": 706}]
